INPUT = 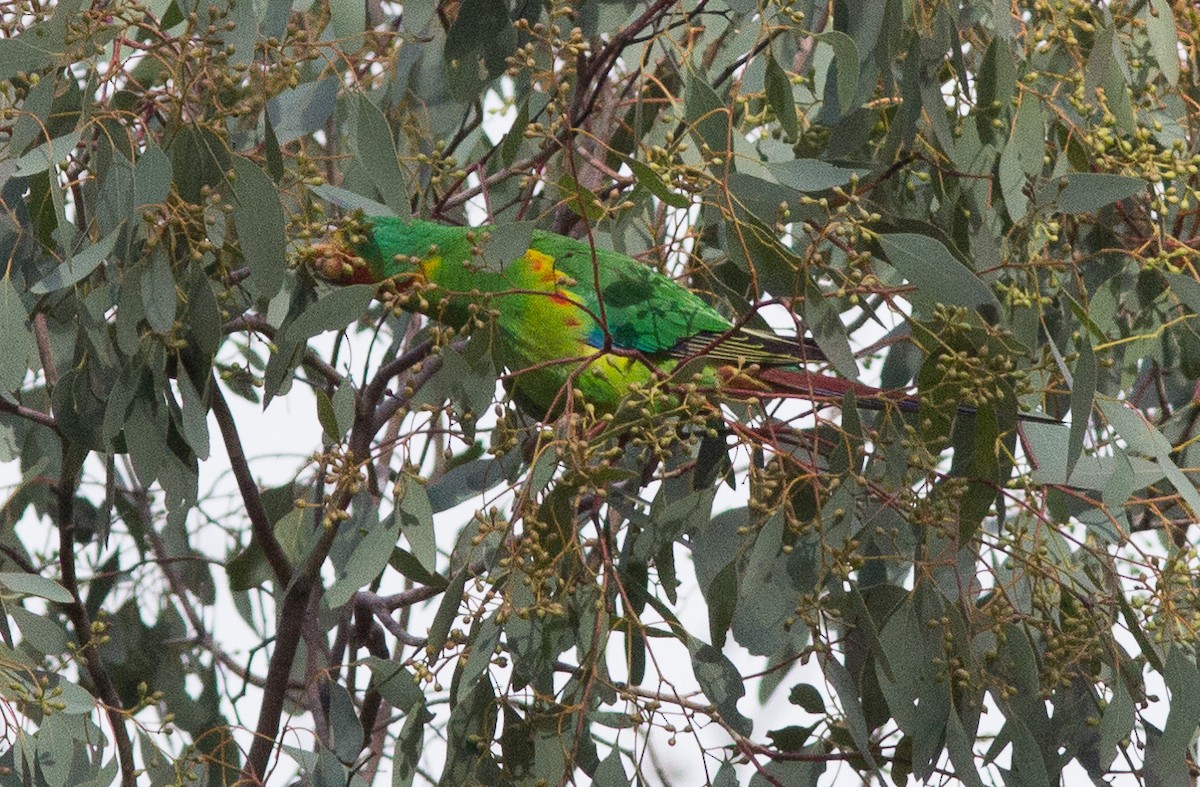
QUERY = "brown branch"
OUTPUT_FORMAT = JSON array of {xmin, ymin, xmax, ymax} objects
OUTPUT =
[
  {"xmin": 354, "ymin": 601, "xmax": 396, "ymax": 783},
  {"xmin": 354, "ymin": 589, "xmax": 433, "ymax": 646},
  {"xmin": 32, "ymin": 314, "xmax": 57, "ymax": 389},
  {"xmin": 372, "ymin": 353, "xmax": 446, "ymax": 431},
  {"xmin": 569, "ymin": 0, "xmax": 686, "ymax": 126},
  {"xmin": 55, "ymin": 463, "xmax": 137, "ymax": 786},
  {"xmin": 0, "ymin": 542, "xmax": 38, "ymax": 575},
  {"xmin": 361, "ymin": 339, "xmax": 434, "ymax": 419},
  {"xmin": 210, "ymin": 381, "xmax": 293, "ymax": 586},
  {"xmin": 243, "ymin": 372, "xmax": 389, "ymax": 781},
  {"xmin": 377, "ymin": 585, "xmax": 444, "ymax": 609},
  {"xmin": 0, "ymin": 396, "xmax": 57, "ymax": 430},
  {"xmin": 241, "ymin": 515, "xmax": 340, "ymax": 783},
  {"xmin": 30, "ymin": 297, "xmax": 134, "ymax": 781}
]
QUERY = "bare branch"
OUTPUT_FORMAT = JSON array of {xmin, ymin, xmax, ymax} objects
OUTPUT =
[
  {"xmin": 0, "ymin": 396, "xmax": 56, "ymax": 430},
  {"xmin": 210, "ymin": 381, "xmax": 293, "ymax": 586},
  {"xmin": 55, "ymin": 464, "xmax": 136, "ymax": 786}
]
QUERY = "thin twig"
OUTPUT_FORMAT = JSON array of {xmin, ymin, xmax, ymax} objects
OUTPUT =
[
  {"xmin": 224, "ymin": 314, "xmax": 344, "ymax": 388},
  {"xmin": 137, "ymin": 485, "xmax": 268, "ymax": 688}
]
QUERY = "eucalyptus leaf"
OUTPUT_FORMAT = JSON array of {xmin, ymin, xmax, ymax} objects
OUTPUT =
[
  {"xmin": 764, "ymin": 51, "xmax": 798, "ymax": 141},
  {"xmin": 768, "ymin": 158, "xmax": 867, "ymax": 192},
  {"xmin": 326, "ymin": 516, "xmax": 398, "ymax": 609},
  {"xmin": 327, "ymin": 681, "xmax": 364, "ymax": 763},
  {"xmin": 816, "ymin": 30, "xmax": 860, "ymax": 112},
  {"xmin": 0, "ymin": 276, "xmax": 34, "ymax": 391},
  {"xmin": 140, "ymin": 250, "xmax": 176, "ymax": 334},
  {"xmin": 31, "ymin": 227, "xmax": 122, "ymax": 294},
  {"xmin": 395, "ymin": 473, "xmax": 436, "ymax": 574},
  {"xmin": 878, "ymin": 233, "xmax": 1000, "ymax": 311},
  {"xmin": 364, "ymin": 657, "xmax": 424, "ymax": 711},
  {"xmin": 1143, "ymin": 0, "xmax": 1179, "ymax": 87},
  {"xmin": 688, "ymin": 639, "xmax": 752, "ymax": 737},
  {"xmin": 230, "ymin": 156, "xmax": 287, "ymax": 300},
  {"xmin": 12, "ymin": 131, "xmax": 82, "ymax": 177},
  {"xmin": 1046, "ymin": 173, "xmax": 1146, "ymax": 215},
  {"xmin": 0, "ymin": 572, "xmax": 72, "ymax": 603},
  {"xmin": 266, "ymin": 78, "xmax": 339, "ymax": 144},
  {"xmin": 346, "ymin": 93, "xmax": 410, "ymax": 212}
]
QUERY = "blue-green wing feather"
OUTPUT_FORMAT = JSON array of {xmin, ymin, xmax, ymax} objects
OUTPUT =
[{"xmin": 533, "ymin": 231, "xmax": 824, "ymax": 365}]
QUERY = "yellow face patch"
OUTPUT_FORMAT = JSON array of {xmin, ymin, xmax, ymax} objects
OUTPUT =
[
  {"xmin": 420, "ymin": 254, "xmax": 442, "ymax": 280},
  {"xmin": 523, "ymin": 249, "xmax": 559, "ymax": 284}
]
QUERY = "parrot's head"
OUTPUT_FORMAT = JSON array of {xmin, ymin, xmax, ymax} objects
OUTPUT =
[
  {"xmin": 307, "ymin": 234, "xmax": 379, "ymax": 285},
  {"xmin": 307, "ymin": 216, "xmax": 427, "ymax": 290}
]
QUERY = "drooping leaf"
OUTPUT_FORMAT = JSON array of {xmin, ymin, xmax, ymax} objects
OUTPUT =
[
  {"xmin": 0, "ymin": 275, "xmax": 34, "ymax": 392},
  {"xmin": 454, "ymin": 614, "xmax": 500, "ymax": 704},
  {"xmin": 140, "ymin": 250, "xmax": 176, "ymax": 334},
  {"xmin": 877, "ymin": 233, "xmax": 1000, "ymax": 311},
  {"xmin": 688, "ymin": 639, "xmax": 752, "ymax": 737},
  {"xmin": 346, "ymin": 93, "xmax": 410, "ymax": 213},
  {"xmin": 815, "ymin": 30, "xmax": 860, "ymax": 112},
  {"xmin": 230, "ymin": 156, "xmax": 287, "ymax": 300},
  {"xmin": 326, "ymin": 681, "xmax": 364, "ymax": 763},
  {"xmin": 1143, "ymin": 0, "xmax": 1179, "ymax": 88},
  {"xmin": 1067, "ymin": 336, "xmax": 1095, "ymax": 480},
  {"xmin": 169, "ymin": 126, "xmax": 230, "ymax": 205},
  {"xmin": 30, "ymin": 227, "xmax": 122, "ymax": 294},
  {"xmin": 1047, "ymin": 173, "xmax": 1146, "ymax": 215},
  {"xmin": 0, "ymin": 572, "xmax": 73, "ymax": 603},
  {"xmin": 685, "ymin": 67, "xmax": 730, "ymax": 161},
  {"xmin": 266, "ymin": 78, "xmax": 339, "ymax": 144},
  {"xmin": 329, "ymin": 0, "xmax": 366, "ymax": 47},
  {"xmin": 764, "ymin": 50, "xmax": 798, "ymax": 141},
  {"xmin": 395, "ymin": 473, "xmax": 436, "ymax": 574}
]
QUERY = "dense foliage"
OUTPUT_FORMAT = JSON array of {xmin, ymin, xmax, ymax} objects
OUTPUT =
[{"xmin": 1, "ymin": 0, "xmax": 1199, "ymax": 784}]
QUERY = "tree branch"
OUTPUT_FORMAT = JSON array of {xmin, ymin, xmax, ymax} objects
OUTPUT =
[
  {"xmin": 210, "ymin": 381, "xmax": 293, "ymax": 586},
  {"xmin": 0, "ymin": 395, "xmax": 56, "ymax": 430},
  {"xmin": 55, "ymin": 461, "xmax": 136, "ymax": 787},
  {"xmin": 32, "ymin": 314, "xmax": 58, "ymax": 389},
  {"xmin": 241, "ymin": 515, "xmax": 341, "ymax": 783},
  {"xmin": 361, "ymin": 339, "xmax": 434, "ymax": 417},
  {"xmin": 372, "ymin": 353, "xmax": 446, "ymax": 432}
]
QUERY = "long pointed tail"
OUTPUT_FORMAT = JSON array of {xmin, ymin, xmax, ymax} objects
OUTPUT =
[{"xmin": 738, "ymin": 367, "xmax": 1060, "ymax": 424}]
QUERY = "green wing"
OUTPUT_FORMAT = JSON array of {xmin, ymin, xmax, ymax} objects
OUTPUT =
[{"xmin": 532, "ymin": 231, "xmax": 825, "ymax": 366}]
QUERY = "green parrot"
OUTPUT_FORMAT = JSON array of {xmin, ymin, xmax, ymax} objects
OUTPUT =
[
  {"xmin": 313, "ymin": 216, "xmax": 848, "ymax": 416},
  {"xmin": 311, "ymin": 216, "xmax": 1052, "ymax": 422}
]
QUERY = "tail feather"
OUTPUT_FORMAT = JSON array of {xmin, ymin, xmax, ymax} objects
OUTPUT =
[
  {"xmin": 671, "ymin": 328, "xmax": 827, "ymax": 368},
  {"xmin": 744, "ymin": 367, "xmax": 1060, "ymax": 424}
]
